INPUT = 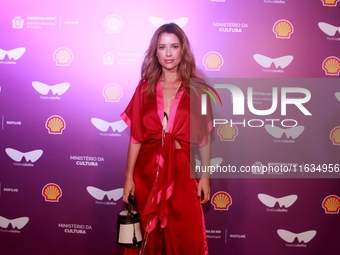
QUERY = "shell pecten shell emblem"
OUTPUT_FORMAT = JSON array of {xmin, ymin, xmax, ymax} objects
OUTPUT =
[
  {"xmin": 211, "ymin": 191, "xmax": 232, "ymax": 210},
  {"xmin": 322, "ymin": 0, "xmax": 339, "ymax": 7},
  {"xmin": 202, "ymin": 51, "xmax": 224, "ymax": 71},
  {"xmin": 53, "ymin": 47, "xmax": 73, "ymax": 66},
  {"xmin": 330, "ymin": 126, "xmax": 340, "ymax": 145},
  {"xmin": 217, "ymin": 123, "xmax": 238, "ymax": 141},
  {"xmin": 322, "ymin": 195, "xmax": 340, "ymax": 214},
  {"xmin": 273, "ymin": 20, "xmax": 293, "ymax": 39},
  {"xmin": 46, "ymin": 115, "xmax": 66, "ymax": 134},
  {"xmin": 103, "ymin": 14, "xmax": 124, "ymax": 33},
  {"xmin": 42, "ymin": 183, "xmax": 62, "ymax": 202},
  {"xmin": 102, "ymin": 83, "xmax": 123, "ymax": 102},
  {"xmin": 322, "ymin": 57, "xmax": 340, "ymax": 76}
]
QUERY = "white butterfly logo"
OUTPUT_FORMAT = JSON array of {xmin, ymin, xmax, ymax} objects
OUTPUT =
[
  {"xmin": 265, "ymin": 125, "xmax": 304, "ymax": 139},
  {"xmin": 0, "ymin": 216, "xmax": 29, "ymax": 229},
  {"xmin": 149, "ymin": 16, "xmax": 189, "ymax": 28},
  {"xmin": 335, "ymin": 92, "xmax": 340, "ymax": 102},
  {"xmin": 91, "ymin": 118, "xmax": 127, "ymax": 132},
  {"xmin": 86, "ymin": 186, "xmax": 123, "ymax": 201},
  {"xmin": 253, "ymin": 54, "xmax": 293, "ymax": 69},
  {"xmin": 0, "ymin": 47, "xmax": 26, "ymax": 60},
  {"xmin": 5, "ymin": 148, "xmax": 43, "ymax": 163},
  {"xmin": 32, "ymin": 81, "xmax": 70, "ymax": 96},
  {"xmin": 318, "ymin": 22, "xmax": 340, "ymax": 36},
  {"xmin": 277, "ymin": 229, "xmax": 317, "ymax": 243},
  {"xmin": 258, "ymin": 194, "xmax": 298, "ymax": 208}
]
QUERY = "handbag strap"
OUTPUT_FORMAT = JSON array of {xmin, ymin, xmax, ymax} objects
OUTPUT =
[{"xmin": 126, "ymin": 194, "xmax": 138, "ymax": 213}]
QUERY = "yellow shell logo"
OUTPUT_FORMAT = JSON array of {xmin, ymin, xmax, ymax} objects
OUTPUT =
[
  {"xmin": 102, "ymin": 83, "xmax": 123, "ymax": 102},
  {"xmin": 217, "ymin": 123, "xmax": 238, "ymax": 141},
  {"xmin": 103, "ymin": 14, "xmax": 124, "ymax": 33},
  {"xmin": 202, "ymin": 52, "xmax": 224, "ymax": 71},
  {"xmin": 322, "ymin": 57, "xmax": 340, "ymax": 76},
  {"xmin": 330, "ymin": 126, "xmax": 340, "ymax": 145},
  {"xmin": 46, "ymin": 115, "xmax": 66, "ymax": 134},
  {"xmin": 322, "ymin": 0, "xmax": 339, "ymax": 6},
  {"xmin": 53, "ymin": 47, "xmax": 73, "ymax": 66},
  {"xmin": 42, "ymin": 183, "xmax": 62, "ymax": 202},
  {"xmin": 322, "ymin": 195, "xmax": 340, "ymax": 214},
  {"xmin": 211, "ymin": 191, "xmax": 232, "ymax": 210},
  {"xmin": 273, "ymin": 20, "xmax": 293, "ymax": 38}
]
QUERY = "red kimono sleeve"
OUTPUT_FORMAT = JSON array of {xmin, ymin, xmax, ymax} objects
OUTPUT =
[
  {"xmin": 120, "ymin": 82, "xmax": 146, "ymax": 143},
  {"xmin": 190, "ymin": 80, "xmax": 214, "ymax": 147}
]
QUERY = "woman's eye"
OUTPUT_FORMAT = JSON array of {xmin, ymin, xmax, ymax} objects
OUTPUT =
[
  {"xmin": 172, "ymin": 45, "xmax": 179, "ymax": 49},
  {"xmin": 158, "ymin": 46, "xmax": 164, "ymax": 50}
]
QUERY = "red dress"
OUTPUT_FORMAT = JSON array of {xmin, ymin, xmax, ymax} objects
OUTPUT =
[{"xmin": 121, "ymin": 81, "xmax": 212, "ymax": 255}]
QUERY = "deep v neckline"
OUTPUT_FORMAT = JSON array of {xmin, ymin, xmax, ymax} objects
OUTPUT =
[{"xmin": 156, "ymin": 82, "xmax": 183, "ymax": 133}]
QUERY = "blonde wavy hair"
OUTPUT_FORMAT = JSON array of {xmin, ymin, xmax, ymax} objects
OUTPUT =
[{"xmin": 140, "ymin": 23, "xmax": 197, "ymax": 99}]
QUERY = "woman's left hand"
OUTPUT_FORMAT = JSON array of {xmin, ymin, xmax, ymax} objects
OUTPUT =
[{"xmin": 197, "ymin": 177, "xmax": 210, "ymax": 204}]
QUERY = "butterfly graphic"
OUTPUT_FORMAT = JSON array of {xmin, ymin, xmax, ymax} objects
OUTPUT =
[
  {"xmin": 32, "ymin": 81, "xmax": 70, "ymax": 96},
  {"xmin": 277, "ymin": 229, "xmax": 317, "ymax": 243},
  {"xmin": 318, "ymin": 22, "xmax": 340, "ymax": 36},
  {"xmin": 0, "ymin": 47, "xmax": 26, "ymax": 60},
  {"xmin": 149, "ymin": 16, "xmax": 189, "ymax": 28},
  {"xmin": 265, "ymin": 125, "xmax": 304, "ymax": 139},
  {"xmin": 5, "ymin": 148, "xmax": 43, "ymax": 163},
  {"xmin": 86, "ymin": 186, "xmax": 123, "ymax": 201},
  {"xmin": 253, "ymin": 54, "xmax": 294, "ymax": 69},
  {"xmin": 258, "ymin": 193, "xmax": 298, "ymax": 208},
  {"xmin": 91, "ymin": 118, "xmax": 127, "ymax": 132},
  {"xmin": 0, "ymin": 216, "xmax": 29, "ymax": 229}
]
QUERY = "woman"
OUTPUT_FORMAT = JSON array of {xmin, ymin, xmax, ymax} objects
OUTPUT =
[{"xmin": 121, "ymin": 23, "xmax": 213, "ymax": 255}]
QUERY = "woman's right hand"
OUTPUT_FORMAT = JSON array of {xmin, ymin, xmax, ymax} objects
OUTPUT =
[{"xmin": 122, "ymin": 178, "xmax": 135, "ymax": 203}]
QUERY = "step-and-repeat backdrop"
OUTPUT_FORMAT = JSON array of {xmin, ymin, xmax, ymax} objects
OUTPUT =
[{"xmin": 1, "ymin": 0, "xmax": 339, "ymax": 254}]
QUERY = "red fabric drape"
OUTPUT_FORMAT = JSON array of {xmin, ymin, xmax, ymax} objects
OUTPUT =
[{"xmin": 121, "ymin": 81, "xmax": 212, "ymax": 255}]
